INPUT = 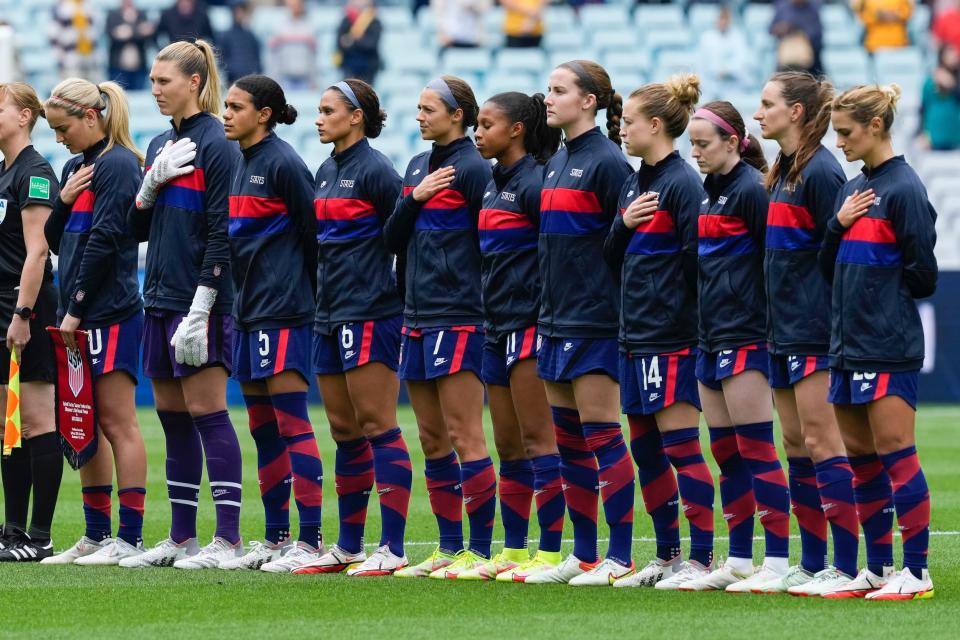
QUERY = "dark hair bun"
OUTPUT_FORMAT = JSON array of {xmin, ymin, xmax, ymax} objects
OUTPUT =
[{"xmin": 280, "ymin": 103, "xmax": 298, "ymax": 125}]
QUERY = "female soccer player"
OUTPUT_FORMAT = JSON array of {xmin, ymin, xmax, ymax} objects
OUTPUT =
[
  {"xmin": 40, "ymin": 79, "xmax": 148, "ymax": 566},
  {"xmin": 753, "ymin": 71, "xmax": 859, "ymax": 595},
  {"xmin": 819, "ymin": 84, "xmax": 937, "ymax": 600},
  {"xmin": 603, "ymin": 75, "xmax": 717, "ymax": 589},
  {"xmin": 0, "ymin": 82, "xmax": 62, "ymax": 563},
  {"xmin": 292, "ymin": 79, "xmax": 413, "ymax": 578},
  {"xmin": 383, "ymin": 76, "xmax": 495, "ymax": 579},
  {"xmin": 464, "ymin": 91, "xmax": 565, "ymax": 581},
  {"xmin": 681, "ymin": 102, "xmax": 791, "ymax": 593},
  {"xmin": 121, "ymin": 40, "xmax": 245, "ymax": 570},
  {"xmin": 213, "ymin": 74, "xmax": 326, "ymax": 574},
  {"xmin": 530, "ymin": 60, "xmax": 635, "ymax": 586}
]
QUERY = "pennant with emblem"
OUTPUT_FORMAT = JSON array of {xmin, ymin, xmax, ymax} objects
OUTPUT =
[{"xmin": 46, "ymin": 328, "xmax": 98, "ymax": 469}]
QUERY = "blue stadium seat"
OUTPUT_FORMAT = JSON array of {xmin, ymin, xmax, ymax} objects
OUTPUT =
[
  {"xmin": 387, "ymin": 47, "xmax": 438, "ymax": 75},
  {"xmin": 440, "ymin": 48, "xmax": 492, "ymax": 77},
  {"xmin": 603, "ymin": 49, "xmax": 653, "ymax": 79},
  {"xmin": 494, "ymin": 48, "xmax": 547, "ymax": 75},
  {"xmin": 484, "ymin": 74, "xmax": 543, "ymax": 99},
  {"xmin": 820, "ymin": 4, "xmax": 854, "ymax": 31},
  {"xmin": 549, "ymin": 50, "xmax": 598, "ymax": 69},
  {"xmin": 544, "ymin": 4, "xmax": 577, "ymax": 32},
  {"xmin": 380, "ymin": 31, "xmax": 435, "ymax": 59},
  {"xmin": 609, "ymin": 72, "xmax": 646, "ymax": 96},
  {"xmin": 377, "ymin": 73, "xmax": 430, "ymax": 103},
  {"xmin": 653, "ymin": 49, "xmax": 699, "ymax": 77},
  {"xmin": 743, "ymin": 3, "xmax": 775, "ymax": 34},
  {"xmin": 689, "ymin": 4, "xmax": 722, "ymax": 34},
  {"xmin": 642, "ymin": 29, "xmax": 693, "ymax": 54},
  {"xmin": 579, "ymin": 4, "xmax": 630, "ymax": 32},
  {"xmin": 377, "ymin": 5, "xmax": 414, "ymax": 31},
  {"xmin": 543, "ymin": 28, "xmax": 588, "ymax": 53},
  {"xmin": 591, "ymin": 29, "xmax": 640, "ymax": 55},
  {"xmin": 874, "ymin": 46, "xmax": 925, "ymax": 93},
  {"xmin": 823, "ymin": 47, "xmax": 871, "ymax": 89},
  {"xmin": 634, "ymin": 5, "xmax": 685, "ymax": 31}
]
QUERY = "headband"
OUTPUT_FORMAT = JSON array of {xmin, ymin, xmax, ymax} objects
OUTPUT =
[
  {"xmin": 564, "ymin": 61, "xmax": 599, "ymax": 101},
  {"xmin": 333, "ymin": 81, "xmax": 361, "ymax": 110},
  {"xmin": 693, "ymin": 107, "xmax": 750, "ymax": 152},
  {"xmin": 425, "ymin": 77, "xmax": 459, "ymax": 109}
]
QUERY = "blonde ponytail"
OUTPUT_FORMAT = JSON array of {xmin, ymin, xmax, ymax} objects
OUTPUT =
[
  {"xmin": 155, "ymin": 39, "xmax": 223, "ymax": 117},
  {"xmin": 46, "ymin": 78, "xmax": 143, "ymax": 164}
]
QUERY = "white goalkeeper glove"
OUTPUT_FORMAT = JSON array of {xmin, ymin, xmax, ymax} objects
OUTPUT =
[
  {"xmin": 171, "ymin": 285, "xmax": 218, "ymax": 367},
  {"xmin": 136, "ymin": 138, "xmax": 198, "ymax": 209}
]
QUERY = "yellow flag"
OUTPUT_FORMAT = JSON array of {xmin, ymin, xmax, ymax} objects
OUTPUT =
[{"xmin": 3, "ymin": 349, "xmax": 22, "ymax": 455}]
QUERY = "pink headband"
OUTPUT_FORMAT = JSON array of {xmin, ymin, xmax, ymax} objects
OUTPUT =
[{"xmin": 693, "ymin": 108, "xmax": 749, "ymax": 152}]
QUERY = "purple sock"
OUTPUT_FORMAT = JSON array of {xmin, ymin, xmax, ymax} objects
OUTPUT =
[
  {"xmin": 158, "ymin": 411, "xmax": 202, "ymax": 543},
  {"xmin": 194, "ymin": 410, "xmax": 243, "ymax": 545}
]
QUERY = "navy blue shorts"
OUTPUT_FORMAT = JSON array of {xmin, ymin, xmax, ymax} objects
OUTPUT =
[
  {"xmin": 86, "ymin": 310, "xmax": 144, "ymax": 382},
  {"xmin": 768, "ymin": 354, "xmax": 830, "ymax": 389},
  {"xmin": 828, "ymin": 369, "xmax": 919, "ymax": 410},
  {"xmin": 696, "ymin": 343, "xmax": 769, "ymax": 391},
  {"xmin": 233, "ymin": 324, "xmax": 312, "ymax": 384},
  {"xmin": 312, "ymin": 315, "xmax": 402, "ymax": 375},
  {"xmin": 481, "ymin": 326, "xmax": 539, "ymax": 386},
  {"xmin": 143, "ymin": 310, "xmax": 233, "ymax": 379},
  {"xmin": 399, "ymin": 325, "xmax": 484, "ymax": 382},
  {"xmin": 621, "ymin": 348, "xmax": 701, "ymax": 415},
  {"xmin": 536, "ymin": 336, "xmax": 619, "ymax": 384}
]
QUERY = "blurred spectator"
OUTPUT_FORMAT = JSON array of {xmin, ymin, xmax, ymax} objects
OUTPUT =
[
  {"xmin": 106, "ymin": 0, "xmax": 156, "ymax": 90},
  {"xmin": 335, "ymin": 0, "xmax": 383, "ymax": 85},
  {"xmin": 502, "ymin": 0, "xmax": 546, "ymax": 48},
  {"xmin": 219, "ymin": 0, "xmax": 262, "ymax": 83},
  {"xmin": 267, "ymin": 0, "xmax": 318, "ymax": 90},
  {"xmin": 158, "ymin": 0, "xmax": 215, "ymax": 46},
  {"xmin": 933, "ymin": 0, "xmax": 960, "ymax": 51},
  {"xmin": 851, "ymin": 0, "xmax": 914, "ymax": 53},
  {"xmin": 697, "ymin": 5, "xmax": 752, "ymax": 100},
  {"xmin": 771, "ymin": 0, "xmax": 824, "ymax": 77},
  {"xmin": 917, "ymin": 45, "xmax": 960, "ymax": 150},
  {"xmin": 433, "ymin": 0, "xmax": 492, "ymax": 49},
  {"xmin": 49, "ymin": 0, "xmax": 100, "ymax": 80},
  {"xmin": 0, "ymin": 21, "xmax": 19, "ymax": 83}
]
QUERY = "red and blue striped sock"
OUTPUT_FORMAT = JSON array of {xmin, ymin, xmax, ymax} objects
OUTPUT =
[
  {"xmin": 531, "ymin": 453, "xmax": 564, "ymax": 553},
  {"xmin": 335, "ymin": 437, "xmax": 374, "ymax": 554},
  {"xmin": 244, "ymin": 394, "xmax": 291, "ymax": 544},
  {"xmin": 424, "ymin": 451, "xmax": 464, "ymax": 553},
  {"xmin": 158, "ymin": 410, "xmax": 202, "ymax": 543},
  {"xmin": 662, "ymin": 427, "xmax": 714, "ymax": 568},
  {"xmin": 815, "ymin": 456, "xmax": 860, "ymax": 577},
  {"xmin": 81, "ymin": 485, "xmax": 112, "ymax": 542},
  {"xmin": 272, "ymin": 392, "xmax": 323, "ymax": 549},
  {"xmin": 552, "ymin": 407, "xmax": 598, "ymax": 563},
  {"xmin": 708, "ymin": 427, "xmax": 755, "ymax": 559},
  {"xmin": 583, "ymin": 421, "xmax": 634, "ymax": 566},
  {"xmin": 462, "ymin": 457, "xmax": 497, "ymax": 559},
  {"xmin": 194, "ymin": 410, "xmax": 243, "ymax": 545},
  {"xmin": 498, "ymin": 459, "xmax": 533, "ymax": 551},
  {"xmin": 735, "ymin": 421, "xmax": 790, "ymax": 558},
  {"xmin": 117, "ymin": 487, "xmax": 145, "ymax": 546},
  {"xmin": 879, "ymin": 446, "xmax": 930, "ymax": 576},
  {"xmin": 628, "ymin": 415, "xmax": 680, "ymax": 561},
  {"xmin": 850, "ymin": 453, "xmax": 894, "ymax": 574},
  {"xmin": 370, "ymin": 428, "xmax": 412, "ymax": 557},
  {"xmin": 788, "ymin": 456, "xmax": 827, "ymax": 573}
]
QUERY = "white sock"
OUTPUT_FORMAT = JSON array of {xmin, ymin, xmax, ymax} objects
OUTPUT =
[
  {"xmin": 763, "ymin": 556, "xmax": 789, "ymax": 573},
  {"xmin": 727, "ymin": 556, "xmax": 753, "ymax": 574}
]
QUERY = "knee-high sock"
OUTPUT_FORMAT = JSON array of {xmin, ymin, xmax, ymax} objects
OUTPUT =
[
  {"xmin": 583, "ymin": 421, "xmax": 634, "ymax": 566},
  {"xmin": 880, "ymin": 446, "xmax": 930, "ymax": 575},
  {"xmin": 370, "ymin": 427, "xmax": 412, "ymax": 557},
  {"xmin": 461, "ymin": 457, "xmax": 497, "ymax": 558},
  {"xmin": 850, "ymin": 453, "xmax": 894, "ymax": 574},
  {"xmin": 629, "ymin": 415, "xmax": 680, "ymax": 561},
  {"xmin": 498, "ymin": 459, "xmax": 534, "ymax": 551},
  {"xmin": 81, "ymin": 484, "xmax": 112, "ymax": 542},
  {"xmin": 424, "ymin": 451, "xmax": 463, "ymax": 553},
  {"xmin": 788, "ymin": 456, "xmax": 827, "ymax": 573},
  {"xmin": 708, "ymin": 426, "xmax": 755, "ymax": 559},
  {"xmin": 26, "ymin": 432, "xmax": 63, "ymax": 541},
  {"xmin": 531, "ymin": 453, "xmax": 564, "ymax": 553},
  {"xmin": 0, "ymin": 444, "xmax": 30, "ymax": 532},
  {"xmin": 244, "ymin": 394, "xmax": 291, "ymax": 544},
  {"xmin": 335, "ymin": 437, "xmax": 374, "ymax": 554},
  {"xmin": 117, "ymin": 487, "xmax": 146, "ymax": 546},
  {"xmin": 194, "ymin": 410, "xmax": 243, "ymax": 545},
  {"xmin": 815, "ymin": 456, "xmax": 860, "ymax": 577},
  {"xmin": 272, "ymin": 392, "xmax": 323, "ymax": 548},
  {"xmin": 158, "ymin": 410, "xmax": 202, "ymax": 543},
  {"xmin": 735, "ymin": 422, "xmax": 790, "ymax": 558},
  {"xmin": 552, "ymin": 407, "xmax": 598, "ymax": 563},
  {"xmin": 662, "ymin": 427, "xmax": 714, "ymax": 567}
]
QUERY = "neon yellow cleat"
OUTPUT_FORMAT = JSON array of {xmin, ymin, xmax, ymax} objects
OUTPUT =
[
  {"xmin": 429, "ymin": 549, "xmax": 488, "ymax": 580},
  {"xmin": 393, "ymin": 546, "xmax": 459, "ymax": 578},
  {"xmin": 458, "ymin": 547, "xmax": 529, "ymax": 581},
  {"xmin": 496, "ymin": 550, "xmax": 563, "ymax": 583}
]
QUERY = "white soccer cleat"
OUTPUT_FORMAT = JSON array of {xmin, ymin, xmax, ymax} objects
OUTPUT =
[
  {"xmin": 119, "ymin": 537, "xmax": 200, "ymax": 568},
  {"xmin": 40, "ymin": 536, "xmax": 106, "ymax": 565},
  {"xmin": 680, "ymin": 558, "xmax": 754, "ymax": 591},
  {"xmin": 752, "ymin": 564, "xmax": 815, "ymax": 594},
  {"xmin": 786, "ymin": 567, "xmax": 854, "ymax": 597},
  {"xmin": 569, "ymin": 558, "xmax": 635, "ymax": 586},
  {"xmin": 821, "ymin": 566, "xmax": 895, "ymax": 599},
  {"xmin": 173, "ymin": 537, "xmax": 241, "ymax": 570},
  {"xmin": 612, "ymin": 557, "xmax": 681, "ymax": 588},
  {"xmin": 523, "ymin": 554, "xmax": 599, "ymax": 585},
  {"xmin": 73, "ymin": 538, "xmax": 143, "ymax": 566},
  {"xmin": 346, "ymin": 546, "xmax": 409, "ymax": 577},
  {"xmin": 219, "ymin": 540, "xmax": 289, "ymax": 570},
  {"xmin": 654, "ymin": 560, "xmax": 712, "ymax": 590},
  {"xmin": 725, "ymin": 562, "xmax": 786, "ymax": 593},
  {"xmin": 292, "ymin": 544, "xmax": 365, "ymax": 575},
  {"xmin": 260, "ymin": 541, "xmax": 324, "ymax": 574},
  {"xmin": 865, "ymin": 568, "xmax": 935, "ymax": 601}
]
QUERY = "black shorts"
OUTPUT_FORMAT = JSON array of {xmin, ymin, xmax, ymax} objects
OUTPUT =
[{"xmin": 0, "ymin": 284, "xmax": 57, "ymax": 384}]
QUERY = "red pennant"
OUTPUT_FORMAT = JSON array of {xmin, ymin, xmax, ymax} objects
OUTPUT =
[{"xmin": 46, "ymin": 328, "xmax": 98, "ymax": 470}]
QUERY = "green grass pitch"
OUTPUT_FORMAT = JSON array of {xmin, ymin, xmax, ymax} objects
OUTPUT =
[{"xmin": 1, "ymin": 405, "xmax": 957, "ymax": 640}]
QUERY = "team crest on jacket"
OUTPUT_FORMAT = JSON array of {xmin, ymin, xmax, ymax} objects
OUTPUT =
[{"xmin": 67, "ymin": 347, "xmax": 84, "ymax": 398}]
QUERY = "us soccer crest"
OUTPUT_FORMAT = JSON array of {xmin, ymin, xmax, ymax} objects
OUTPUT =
[{"xmin": 67, "ymin": 347, "xmax": 84, "ymax": 398}]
